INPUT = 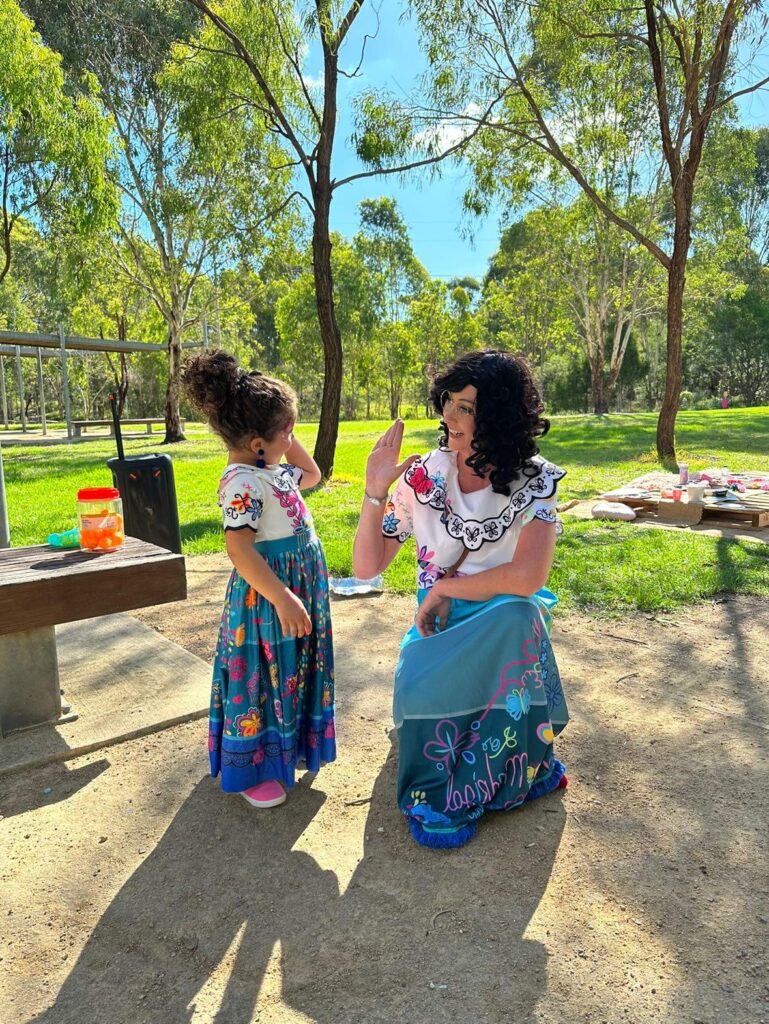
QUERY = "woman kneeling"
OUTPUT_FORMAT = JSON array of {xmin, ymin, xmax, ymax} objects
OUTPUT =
[{"xmin": 353, "ymin": 350, "xmax": 569, "ymax": 849}]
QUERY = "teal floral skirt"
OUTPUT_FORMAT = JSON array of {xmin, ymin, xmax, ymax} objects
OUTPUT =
[
  {"xmin": 394, "ymin": 590, "xmax": 568, "ymax": 848},
  {"xmin": 209, "ymin": 530, "xmax": 336, "ymax": 792}
]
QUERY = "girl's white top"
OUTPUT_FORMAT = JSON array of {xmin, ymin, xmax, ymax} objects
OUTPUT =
[
  {"xmin": 218, "ymin": 463, "xmax": 313, "ymax": 540},
  {"xmin": 382, "ymin": 448, "xmax": 565, "ymax": 589}
]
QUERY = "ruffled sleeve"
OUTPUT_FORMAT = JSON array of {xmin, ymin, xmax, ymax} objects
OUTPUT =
[
  {"xmin": 282, "ymin": 464, "xmax": 304, "ymax": 488},
  {"xmin": 518, "ymin": 460, "xmax": 566, "ymax": 533},
  {"xmin": 381, "ymin": 463, "xmax": 417, "ymax": 543},
  {"xmin": 218, "ymin": 468, "xmax": 266, "ymax": 533}
]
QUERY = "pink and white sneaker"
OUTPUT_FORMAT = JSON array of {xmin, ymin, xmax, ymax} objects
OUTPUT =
[{"xmin": 240, "ymin": 780, "xmax": 286, "ymax": 808}]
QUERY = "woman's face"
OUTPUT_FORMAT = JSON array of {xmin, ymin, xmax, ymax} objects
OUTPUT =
[{"xmin": 441, "ymin": 384, "xmax": 477, "ymax": 456}]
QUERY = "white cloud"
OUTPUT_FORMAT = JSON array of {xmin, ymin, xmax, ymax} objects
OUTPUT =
[
  {"xmin": 414, "ymin": 103, "xmax": 483, "ymax": 153},
  {"xmin": 302, "ymin": 71, "xmax": 325, "ymax": 90}
]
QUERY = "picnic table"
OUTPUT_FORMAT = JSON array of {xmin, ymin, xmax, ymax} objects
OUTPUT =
[
  {"xmin": 72, "ymin": 418, "xmax": 185, "ymax": 438},
  {"xmin": 602, "ymin": 471, "xmax": 769, "ymax": 529},
  {"xmin": 0, "ymin": 537, "xmax": 186, "ymax": 736}
]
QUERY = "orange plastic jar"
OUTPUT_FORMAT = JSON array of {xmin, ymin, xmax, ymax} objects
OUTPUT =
[{"xmin": 77, "ymin": 487, "xmax": 125, "ymax": 552}]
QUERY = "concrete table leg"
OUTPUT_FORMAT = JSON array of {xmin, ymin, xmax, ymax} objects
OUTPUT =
[{"xmin": 0, "ymin": 626, "xmax": 62, "ymax": 735}]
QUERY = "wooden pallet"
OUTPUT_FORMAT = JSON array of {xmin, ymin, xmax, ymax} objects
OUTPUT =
[{"xmin": 604, "ymin": 491, "xmax": 769, "ymax": 529}]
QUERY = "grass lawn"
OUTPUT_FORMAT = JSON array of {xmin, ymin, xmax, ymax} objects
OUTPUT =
[{"xmin": 3, "ymin": 408, "xmax": 769, "ymax": 614}]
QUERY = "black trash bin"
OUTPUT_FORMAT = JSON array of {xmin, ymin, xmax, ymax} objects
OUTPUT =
[
  {"xmin": 105, "ymin": 396, "xmax": 182, "ymax": 553},
  {"xmin": 107, "ymin": 452, "xmax": 182, "ymax": 554}
]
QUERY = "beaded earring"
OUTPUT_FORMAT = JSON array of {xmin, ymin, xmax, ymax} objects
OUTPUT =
[{"xmin": 256, "ymin": 447, "xmax": 266, "ymax": 469}]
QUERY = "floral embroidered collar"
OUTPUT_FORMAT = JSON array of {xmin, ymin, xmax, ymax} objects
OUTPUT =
[{"xmin": 404, "ymin": 450, "xmax": 566, "ymax": 551}]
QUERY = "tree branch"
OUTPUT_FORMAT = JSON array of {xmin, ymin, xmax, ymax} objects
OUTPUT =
[
  {"xmin": 0, "ymin": 144, "xmax": 11, "ymax": 285},
  {"xmin": 340, "ymin": 4, "xmax": 380, "ymax": 77},
  {"xmin": 711, "ymin": 72, "xmax": 769, "ymax": 115},
  {"xmin": 183, "ymin": 0, "xmax": 314, "ymax": 189},
  {"xmin": 335, "ymin": 0, "xmax": 365, "ymax": 50},
  {"xmin": 644, "ymin": 0, "xmax": 680, "ymax": 181},
  {"xmin": 332, "ymin": 95, "xmax": 501, "ymax": 189},
  {"xmin": 268, "ymin": 7, "xmax": 322, "ymax": 130}
]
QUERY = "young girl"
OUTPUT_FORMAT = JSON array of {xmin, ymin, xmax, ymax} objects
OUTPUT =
[{"xmin": 183, "ymin": 350, "xmax": 335, "ymax": 808}]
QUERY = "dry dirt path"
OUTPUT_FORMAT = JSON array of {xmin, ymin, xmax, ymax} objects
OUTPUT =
[{"xmin": 1, "ymin": 554, "xmax": 768, "ymax": 1024}]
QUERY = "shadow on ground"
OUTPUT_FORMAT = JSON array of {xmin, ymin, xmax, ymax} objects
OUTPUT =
[{"xmin": 29, "ymin": 739, "xmax": 565, "ymax": 1024}]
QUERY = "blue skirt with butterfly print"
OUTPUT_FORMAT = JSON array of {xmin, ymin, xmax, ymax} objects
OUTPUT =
[{"xmin": 393, "ymin": 590, "xmax": 568, "ymax": 848}]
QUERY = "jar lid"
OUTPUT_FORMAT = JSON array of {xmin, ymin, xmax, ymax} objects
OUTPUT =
[{"xmin": 77, "ymin": 487, "xmax": 120, "ymax": 501}]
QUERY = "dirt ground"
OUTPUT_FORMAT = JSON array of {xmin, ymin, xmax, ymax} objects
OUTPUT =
[{"xmin": 1, "ymin": 553, "xmax": 769, "ymax": 1024}]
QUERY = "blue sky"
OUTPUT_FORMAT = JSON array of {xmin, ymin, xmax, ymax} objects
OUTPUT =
[
  {"xmin": 307, "ymin": 2, "xmax": 503, "ymax": 283},
  {"xmin": 306, "ymin": 2, "xmax": 769, "ymax": 283}
]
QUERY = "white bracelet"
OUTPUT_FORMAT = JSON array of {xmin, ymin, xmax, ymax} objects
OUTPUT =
[{"xmin": 364, "ymin": 491, "xmax": 388, "ymax": 507}]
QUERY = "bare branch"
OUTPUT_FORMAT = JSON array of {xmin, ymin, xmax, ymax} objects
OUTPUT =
[
  {"xmin": 335, "ymin": 0, "xmax": 366, "ymax": 50},
  {"xmin": 340, "ymin": 4, "xmax": 381, "ymax": 78},
  {"xmin": 1, "ymin": 145, "xmax": 12, "ymax": 285},
  {"xmin": 267, "ymin": 7, "xmax": 322, "ymax": 130},
  {"xmin": 333, "ymin": 95, "xmax": 502, "ymax": 189},
  {"xmin": 712, "ymin": 72, "xmax": 769, "ymax": 115},
  {"xmin": 644, "ymin": 0, "xmax": 680, "ymax": 180}
]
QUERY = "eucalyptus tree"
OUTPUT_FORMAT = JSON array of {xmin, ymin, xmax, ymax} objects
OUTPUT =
[
  {"xmin": 412, "ymin": 0, "xmax": 769, "ymax": 464},
  {"xmin": 696, "ymin": 123, "xmax": 769, "ymax": 272},
  {"xmin": 702, "ymin": 273, "xmax": 769, "ymax": 405},
  {"xmin": 0, "ymin": 1, "xmax": 116, "ymax": 286},
  {"xmin": 180, "ymin": 0, "xmax": 497, "ymax": 476},
  {"xmin": 275, "ymin": 235, "xmax": 378, "ymax": 417},
  {"xmin": 27, "ymin": 0, "xmax": 292, "ymax": 442}
]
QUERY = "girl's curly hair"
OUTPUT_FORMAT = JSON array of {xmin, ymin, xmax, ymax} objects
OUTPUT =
[
  {"xmin": 429, "ymin": 350, "xmax": 550, "ymax": 495},
  {"xmin": 182, "ymin": 349, "xmax": 297, "ymax": 450}
]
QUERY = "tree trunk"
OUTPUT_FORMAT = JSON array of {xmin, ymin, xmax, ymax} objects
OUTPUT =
[
  {"xmin": 349, "ymin": 353, "xmax": 356, "ymax": 419},
  {"xmin": 0, "ymin": 216, "xmax": 11, "ymax": 286},
  {"xmin": 164, "ymin": 314, "xmax": 186, "ymax": 444},
  {"xmin": 116, "ymin": 316, "xmax": 129, "ymax": 417},
  {"xmin": 589, "ymin": 356, "xmax": 607, "ymax": 415},
  {"xmin": 656, "ymin": 239, "xmax": 687, "ymax": 467},
  {"xmin": 310, "ymin": 185, "xmax": 343, "ymax": 479},
  {"xmin": 106, "ymin": 317, "xmax": 130, "ymax": 418},
  {"xmin": 389, "ymin": 373, "xmax": 399, "ymax": 419},
  {"xmin": 116, "ymin": 353, "xmax": 129, "ymax": 418}
]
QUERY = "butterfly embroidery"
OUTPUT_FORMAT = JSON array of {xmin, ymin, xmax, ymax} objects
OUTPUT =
[
  {"xmin": 506, "ymin": 687, "xmax": 531, "ymax": 721},
  {"xmin": 410, "ymin": 465, "xmax": 435, "ymax": 496},
  {"xmin": 416, "ymin": 544, "xmax": 436, "ymax": 565},
  {"xmin": 423, "ymin": 719, "xmax": 480, "ymax": 770}
]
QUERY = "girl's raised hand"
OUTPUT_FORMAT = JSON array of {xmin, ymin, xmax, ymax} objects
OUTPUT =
[{"xmin": 365, "ymin": 419, "xmax": 419, "ymax": 499}]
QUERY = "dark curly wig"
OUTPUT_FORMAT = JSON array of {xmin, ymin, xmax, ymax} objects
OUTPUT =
[
  {"xmin": 182, "ymin": 349, "xmax": 297, "ymax": 450},
  {"xmin": 430, "ymin": 350, "xmax": 550, "ymax": 495}
]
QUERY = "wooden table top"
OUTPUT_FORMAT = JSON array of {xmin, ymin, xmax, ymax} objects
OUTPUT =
[{"xmin": 0, "ymin": 536, "xmax": 187, "ymax": 636}]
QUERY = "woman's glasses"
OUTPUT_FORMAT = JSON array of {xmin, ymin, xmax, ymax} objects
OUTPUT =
[{"xmin": 440, "ymin": 391, "xmax": 475, "ymax": 420}]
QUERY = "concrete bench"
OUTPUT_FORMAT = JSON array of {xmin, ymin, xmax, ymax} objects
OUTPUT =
[
  {"xmin": 72, "ymin": 418, "xmax": 185, "ymax": 438},
  {"xmin": 0, "ymin": 537, "xmax": 186, "ymax": 735}
]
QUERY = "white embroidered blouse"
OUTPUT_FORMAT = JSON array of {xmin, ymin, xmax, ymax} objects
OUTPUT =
[
  {"xmin": 382, "ymin": 449, "xmax": 566, "ymax": 589},
  {"xmin": 218, "ymin": 463, "xmax": 312, "ymax": 539}
]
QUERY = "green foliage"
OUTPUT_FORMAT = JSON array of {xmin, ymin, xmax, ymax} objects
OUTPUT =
[
  {"xmin": 539, "ymin": 351, "xmax": 589, "ymax": 413},
  {"xmin": 353, "ymin": 92, "xmax": 415, "ymax": 165},
  {"xmin": 478, "ymin": 203, "xmax": 664, "ymax": 411},
  {"xmin": 0, "ymin": 1, "xmax": 117, "ymax": 280},
  {"xmin": 696, "ymin": 271, "xmax": 769, "ymax": 406}
]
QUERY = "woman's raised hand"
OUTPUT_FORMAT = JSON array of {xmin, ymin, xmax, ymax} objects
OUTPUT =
[{"xmin": 365, "ymin": 419, "xmax": 419, "ymax": 499}]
